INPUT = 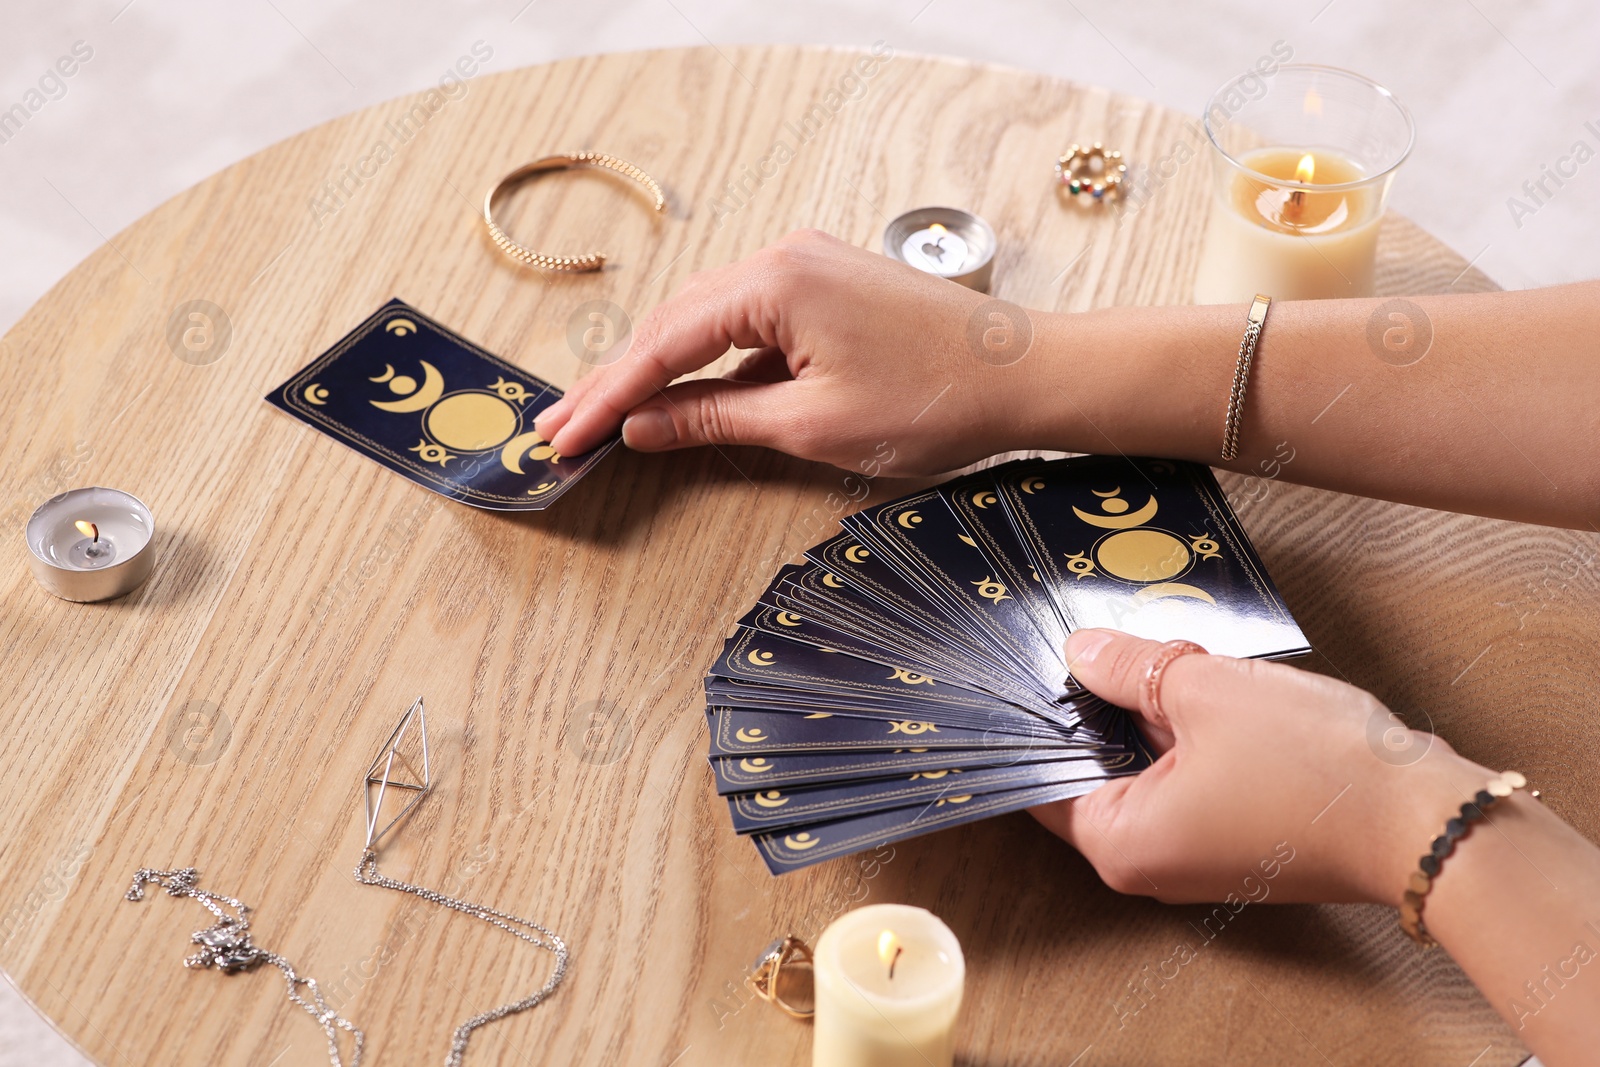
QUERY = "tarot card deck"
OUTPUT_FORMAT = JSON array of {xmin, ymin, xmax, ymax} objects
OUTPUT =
[
  {"xmin": 267, "ymin": 299, "xmax": 615, "ymax": 510},
  {"xmin": 706, "ymin": 455, "xmax": 1309, "ymax": 874}
]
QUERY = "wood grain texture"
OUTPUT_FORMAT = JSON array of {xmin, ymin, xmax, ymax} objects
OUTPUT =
[{"xmin": 0, "ymin": 45, "xmax": 1590, "ymax": 1067}]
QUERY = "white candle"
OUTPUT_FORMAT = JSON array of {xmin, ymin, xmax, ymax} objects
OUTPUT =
[
  {"xmin": 813, "ymin": 904, "xmax": 964, "ymax": 1067},
  {"xmin": 25, "ymin": 486, "xmax": 156, "ymax": 602},
  {"xmin": 1194, "ymin": 146, "xmax": 1380, "ymax": 303},
  {"xmin": 901, "ymin": 223, "xmax": 970, "ymax": 277}
]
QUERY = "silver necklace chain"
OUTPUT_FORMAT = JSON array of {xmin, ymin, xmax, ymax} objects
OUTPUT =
[
  {"xmin": 125, "ymin": 867, "xmax": 365, "ymax": 1067},
  {"xmin": 354, "ymin": 849, "xmax": 570, "ymax": 1067}
]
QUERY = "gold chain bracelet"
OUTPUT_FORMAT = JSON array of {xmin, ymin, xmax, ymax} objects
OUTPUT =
[
  {"xmin": 482, "ymin": 152, "xmax": 665, "ymax": 273},
  {"xmin": 1221, "ymin": 294, "xmax": 1270, "ymax": 461}
]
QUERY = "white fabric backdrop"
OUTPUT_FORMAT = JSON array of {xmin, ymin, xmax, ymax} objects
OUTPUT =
[{"xmin": 3, "ymin": 0, "xmax": 1589, "ymax": 1062}]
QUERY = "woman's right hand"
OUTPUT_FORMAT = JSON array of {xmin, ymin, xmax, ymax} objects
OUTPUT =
[{"xmin": 534, "ymin": 229, "xmax": 1049, "ymax": 476}]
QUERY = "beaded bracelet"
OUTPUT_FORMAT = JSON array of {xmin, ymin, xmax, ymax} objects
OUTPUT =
[{"xmin": 1400, "ymin": 770, "xmax": 1539, "ymax": 946}]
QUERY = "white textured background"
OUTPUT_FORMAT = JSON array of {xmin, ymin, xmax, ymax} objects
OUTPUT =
[{"xmin": 2, "ymin": 0, "xmax": 1592, "ymax": 1063}]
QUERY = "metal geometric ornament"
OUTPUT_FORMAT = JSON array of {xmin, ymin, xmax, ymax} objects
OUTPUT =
[
  {"xmin": 355, "ymin": 695, "xmax": 569, "ymax": 1067},
  {"xmin": 363, "ymin": 695, "xmax": 431, "ymax": 850}
]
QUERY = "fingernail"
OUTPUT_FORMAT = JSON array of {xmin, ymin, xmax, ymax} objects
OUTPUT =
[
  {"xmin": 1065, "ymin": 628, "xmax": 1115, "ymax": 668},
  {"xmin": 622, "ymin": 408, "xmax": 675, "ymax": 449}
]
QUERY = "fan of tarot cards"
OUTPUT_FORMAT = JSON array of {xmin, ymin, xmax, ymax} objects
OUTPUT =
[{"xmin": 704, "ymin": 455, "xmax": 1310, "ymax": 874}]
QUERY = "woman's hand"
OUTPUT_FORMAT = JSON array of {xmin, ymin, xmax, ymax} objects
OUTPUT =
[
  {"xmin": 535, "ymin": 229, "xmax": 1044, "ymax": 476},
  {"xmin": 1033, "ymin": 629, "xmax": 1492, "ymax": 907}
]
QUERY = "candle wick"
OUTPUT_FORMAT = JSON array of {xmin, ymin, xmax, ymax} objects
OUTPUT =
[{"xmin": 888, "ymin": 945, "xmax": 903, "ymax": 980}]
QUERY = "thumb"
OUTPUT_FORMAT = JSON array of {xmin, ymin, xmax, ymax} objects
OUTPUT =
[
  {"xmin": 1064, "ymin": 628, "xmax": 1213, "ymax": 746},
  {"xmin": 620, "ymin": 378, "xmax": 801, "ymax": 452}
]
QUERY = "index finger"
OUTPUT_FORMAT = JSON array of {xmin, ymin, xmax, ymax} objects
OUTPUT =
[{"xmin": 539, "ymin": 249, "xmax": 792, "ymax": 455}]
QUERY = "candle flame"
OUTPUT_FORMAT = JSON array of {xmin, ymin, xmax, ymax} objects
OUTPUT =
[
  {"xmin": 878, "ymin": 929, "xmax": 903, "ymax": 979},
  {"xmin": 74, "ymin": 519, "xmax": 98, "ymax": 542},
  {"xmin": 928, "ymin": 222, "xmax": 947, "ymax": 235},
  {"xmin": 1295, "ymin": 153, "xmax": 1316, "ymax": 184}
]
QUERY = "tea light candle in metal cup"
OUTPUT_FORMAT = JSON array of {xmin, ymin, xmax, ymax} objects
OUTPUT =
[
  {"xmin": 883, "ymin": 208, "xmax": 996, "ymax": 291},
  {"xmin": 25, "ymin": 487, "xmax": 156, "ymax": 602}
]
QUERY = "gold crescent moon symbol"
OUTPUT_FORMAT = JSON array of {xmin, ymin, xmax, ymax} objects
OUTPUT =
[
  {"xmin": 385, "ymin": 317, "xmax": 418, "ymax": 336},
  {"xmin": 972, "ymin": 491, "xmax": 996, "ymax": 509},
  {"xmin": 775, "ymin": 611, "xmax": 802, "ymax": 627},
  {"xmin": 897, "ymin": 510, "xmax": 923, "ymax": 529},
  {"xmin": 1021, "ymin": 477, "xmax": 1045, "ymax": 494},
  {"xmin": 803, "ymin": 712, "xmax": 833, "ymax": 719},
  {"xmin": 747, "ymin": 649, "xmax": 776, "ymax": 666},
  {"xmin": 1072, "ymin": 495, "xmax": 1158, "ymax": 529},
  {"xmin": 371, "ymin": 360, "xmax": 445, "ymax": 412},
  {"xmin": 499, "ymin": 430, "xmax": 560, "ymax": 474},
  {"xmin": 754, "ymin": 790, "xmax": 789, "ymax": 808},
  {"xmin": 844, "ymin": 545, "xmax": 870, "ymax": 563},
  {"xmin": 1131, "ymin": 582, "xmax": 1217, "ymax": 605},
  {"xmin": 526, "ymin": 480, "xmax": 558, "ymax": 497},
  {"xmin": 369, "ymin": 364, "xmax": 396, "ymax": 383},
  {"xmin": 1092, "ymin": 487, "xmax": 1121, "ymax": 498},
  {"xmin": 739, "ymin": 758, "xmax": 772, "ymax": 773},
  {"xmin": 936, "ymin": 794, "xmax": 973, "ymax": 806},
  {"xmin": 783, "ymin": 832, "xmax": 821, "ymax": 850},
  {"xmin": 735, "ymin": 727, "xmax": 767, "ymax": 743},
  {"xmin": 958, "ymin": 533, "xmax": 976, "ymax": 548},
  {"xmin": 303, "ymin": 384, "xmax": 330, "ymax": 405},
  {"xmin": 821, "ymin": 572, "xmax": 844, "ymax": 589}
]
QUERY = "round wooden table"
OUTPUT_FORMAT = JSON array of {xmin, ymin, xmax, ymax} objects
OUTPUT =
[{"xmin": 2, "ymin": 45, "xmax": 1593, "ymax": 1067}]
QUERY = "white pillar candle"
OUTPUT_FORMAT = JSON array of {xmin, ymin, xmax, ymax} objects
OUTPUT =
[
  {"xmin": 812, "ymin": 904, "xmax": 964, "ymax": 1067},
  {"xmin": 1194, "ymin": 146, "xmax": 1380, "ymax": 303}
]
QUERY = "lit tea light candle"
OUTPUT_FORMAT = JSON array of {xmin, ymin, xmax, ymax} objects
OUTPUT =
[
  {"xmin": 26, "ymin": 487, "xmax": 156, "ymax": 602},
  {"xmin": 1194, "ymin": 65, "xmax": 1413, "ymax": 304},
  {"xmin": 812, "ymin": 904, "xmax": 964, "ymax": 1067},
  {"xmin": 902, "ymin": 222, "xmax": 969, "ymax": 277},
  {"xmin": 883, "ymin": 207, "xmax": 996, "ymax": 291}
]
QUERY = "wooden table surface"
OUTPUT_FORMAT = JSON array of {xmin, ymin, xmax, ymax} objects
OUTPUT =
[{"xmin": 2, "ymin": 44, "xmax": 1595, "ymax": 1067}]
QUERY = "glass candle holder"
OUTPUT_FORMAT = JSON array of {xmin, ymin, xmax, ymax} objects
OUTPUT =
[
  {"xmin": 1193, "ymin": 64, "xmax": 1414, "ymax": 304},
  {"xmin": 25, "ymin": 487, "xmax": 156, "ymax": 602}
]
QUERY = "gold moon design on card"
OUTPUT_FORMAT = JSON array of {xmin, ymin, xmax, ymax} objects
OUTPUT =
[
  {"xmin": 784, "ymin": 832, "xmax": 820, "ymax": 850},
  {"xmin": 384, "ymin": 318, "xmax": 418, "ymax": 336},
  {"xmin": 526, "ymin": 481, "xmax": 558, "ymax": 496},
  {"xmin": 803, "ymin": 712, "xmax": 833, "ymax": 719},
  {"xmin": 1132, "ymin": 582, "xmax": 1216, "ymax": 605},
  {"xmin": 844, "ymin": 545, "xmax": 870, "ymax": 563},
  {"xmin": 897, "ymin": 510, "xmax": 922, "ymax": 528},
  {"xmin": 499, "ymin": 430, "xmax": 560, "ymax": 473},
  {"xmin": 936, "ymin": 794, "xmax": 973, "ymax": 805},
  {"xmin": 958, "ymin": 533, "xmax": 976, "ymax": 548},
  {"xmin": 371, "ymin": 360, "xmax": 445, "ymax": 412},
  {"xmin": 425, "ymin": 392, "xmax": 519, "ymax": 451},
  {"xmin": 1073, "ymin": 494, "xmax": 1158, "ymax": 529},
  {"xmin": 754, "ymin": 790, "xmax": 789, "ymax": 808},
  {"xmin": 972, "ymin": 491, "xmax": 996, "ymax": 509},
  {"xmin": 747, "ymin": 649, "xmax": 776, "ymax": 666},
  {"xmin": 739, "ymin": 758, "xmax": 772, "ymax": 773},
  {"xmin": 735, "ymin": 728, "xmax": 767, "ymax": 743},
  {"xmin": 1097, "ymin": 529, "xmax": 1190, "ymax": 581},
  {"xmin": 369, "ymin": 364, "xmax": 397, "ymax": 383},
  {"xmin": 303, "ymin": 384, "xmax": 330, "ymax": 405},
  {"xmin": 821, "ymin": 573, "xmax": 844, "ymax": 588},
  {"xmin": 775, "ymin": 612, "xmax": 802, "ymax": 627},
  {"xmin": 1021, "ymin": 477, "xmax": 1045, "ymax": 494}
]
